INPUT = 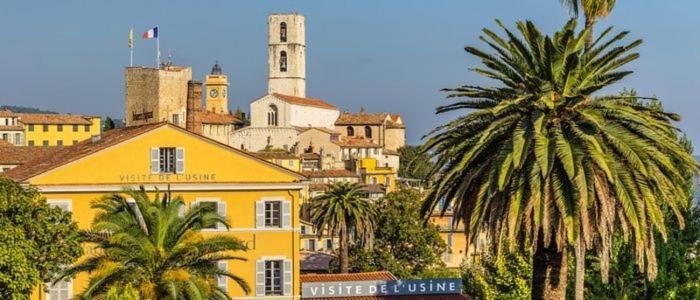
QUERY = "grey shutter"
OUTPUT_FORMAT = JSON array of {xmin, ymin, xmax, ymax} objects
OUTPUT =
[
  {"xmin": 217, "ymin": 201, "xmax": 227, "ymax": 230},
  {"xmin": 217, "ymin": 262, "xmax": 228, "ymax": 290},
  {"xmin": 176, "ymin": 147, "xmax": 185, "ymax": 174},
  {"xmin": 282, "ymin": 201, "xmax": 291, "ymax": 228},
  {"xmin": 283, "ymin": 259, "xmax": 293, "ymax": 296},
  {"xmin": 255, "ymin": 260, "xmax": 265, "ymax": 296},
  {"xmin": 256, "ymin": 201, "xmax": 265, "ymax": 228},
  {"xmin": 150, "ymin": 148, "xmax": 160, "ymax": 174}
]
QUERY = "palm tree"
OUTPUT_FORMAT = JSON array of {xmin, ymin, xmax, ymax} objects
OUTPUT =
[
  {"xmin": 59, "ymin": 187, "xmax": 249, "ymax": 299},
  {"xmin": 309, "ymin": 182, "xmax": 376, "ymax": 273},
  {"xmin": 421, "ymin": 19, "xmax": 697, "ymax": 299},
  {"xmin": 561, "ymin": 0, "xmax": 616, "ymax": 48}
]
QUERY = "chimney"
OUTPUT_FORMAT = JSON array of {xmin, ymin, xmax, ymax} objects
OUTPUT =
[{"xmin": 186, "ymin": 80, "xmax": 203, "ymax": 134}]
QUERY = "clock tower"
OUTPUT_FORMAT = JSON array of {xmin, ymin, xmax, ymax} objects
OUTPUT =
[{"xmin": 205, "ymin": 62, "xmax": 229, "ymax": 114}]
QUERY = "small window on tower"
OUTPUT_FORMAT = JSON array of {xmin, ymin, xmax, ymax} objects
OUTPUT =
[
  {"xmin": 365, "ymin": 126, "xmax": 372, "ymax": 138},
  {"xmin": 280, "ymin": 22, "xmax": 287, "ymax": 42},
  {"xmin": 280, "ymin": 51, "xmax": 287, "ymax": 72},
  {"xmin": 347, "ymin": 126, "xmax": 354, "ymax": 136}
]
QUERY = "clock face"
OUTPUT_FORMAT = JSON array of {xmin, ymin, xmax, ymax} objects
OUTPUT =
[{"xmin": 210, "ymin": 89, "xmax": 218, "ymax": 98}]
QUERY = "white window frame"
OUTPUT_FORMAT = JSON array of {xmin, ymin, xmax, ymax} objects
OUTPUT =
[
  {"xmin": 256, "ymin": 197, "xmax": 291, "ymax": 229},
  {"xmin": 47, "ymin": 199, "xmax": 72, "ymax": 212},
  {"xmin": 193, "ymin": 198, "xmax": 227, "ymax": 231},
  {"xmin": 256, "ymin": 257, "xmax": 292, "ymax": 297},
  {"xmin": 45, "ymin": 278, "xmax": 72, "ymax": 300}
]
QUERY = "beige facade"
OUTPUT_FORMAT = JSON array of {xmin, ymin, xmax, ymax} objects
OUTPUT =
[
  {"xmin": 335, "ymin": 111, "xmax": 406, "ymax": 151},
  {"xmin": 249, "ymin": 94, "xmax": 338, "ymax": 129},
  {"xmin": 230, "ymin": 126, "xmax": 301, "ymax": 151},
  {"xmin": 125, "ymin": 66, "xmax": 192, "ymax": 127},
  {"xmin": 385, "ymin": 126, "xmax": 406, "ymax": 152},
  {"xmin": 296, "ymin": 128, "xmax": 343, "ymax": 169},
  {"xmin": 268, "ymin": 14, "xmax": 306, "ymax": 97},
  {"xmin": 0, "ymin": 110, "xmax": 24, "ymax": 146}
]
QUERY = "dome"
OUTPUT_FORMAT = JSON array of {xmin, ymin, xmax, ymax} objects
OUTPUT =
[{"xmin": 210, "ymin": 61, "xmax": 223, "ymax": 75}]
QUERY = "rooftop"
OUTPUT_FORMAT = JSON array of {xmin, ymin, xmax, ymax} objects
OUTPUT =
[
  {"xmin": 333, "ymin": 137, "xmax": 382, "ymax": 148},
  {"xmin": 253, "ymin": 151, "xmax": 299, "ymax": 160},
  {"xmin": 17, "ymin": 113, "xmax": 94, "ymax": 125},
  {"xmin": 0, "ymin": 146, "xmax": 60, "ymax": 166},
  {"xmin": 272, "ymin": 93, "xmax": 338, "ymax": 110},
  {"xmin": 300, "ymin": 271, "xmax": 396, "ymax": 283},
  {"xmin": 0, "ymin": 110, "xmax": 18, "ymax": 117},
  {"xmin": 196, "ymin": 111, "xmax": 241, "ymax": 125},
  {"xmin": 303, "ymin": 169, "xmax": 358, "ymax": 178}
]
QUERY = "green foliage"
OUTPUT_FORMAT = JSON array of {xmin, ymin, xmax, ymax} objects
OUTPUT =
[
  {"xmin": 346, "ymin": 189, "xmax": 449, "ymax": 278},
  {"xmin": 0, "ymin": 178, "xmax": 82, "ymax": 298},
  {"xmin": 398, "ymin": 145, "xmax": 435, "ymax": 181},
  {"xmin": 233, "ymin": 107, "xmax": 247, "ymax": 121},
  {"xmin": 62, "ymin": 187, "xmax": 249, "ymax": 299},
  {"xmin": 104, "ymin": 116, "xmax": 115, "ymax": 131},
  {"xmin": 0, "ymin": 221, "xmax": 39, "ymax": 300},
  {"xmin": 310, "ymin": 182, "xmax": 376, "ymax": 273},
  {"xmin": 462, "ymin": 249, "xmax": 532, "ymax": 300},
  {"xmin": 422, "ymin": 18, "xmax": 698, "ymax": 290},
  {"xmin": 106, "ymin": 283, "xmax": 140, "ymax": 300}
]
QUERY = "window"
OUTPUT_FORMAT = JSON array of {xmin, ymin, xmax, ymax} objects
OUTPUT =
[
  {"xmin": 1, "ymin": 167, "xmax": 11, "ymax": 173},
  {"xmin": 42, "ymin": 140, "xmax": 49, "ymax": 146},
  {"xmin": 280, "ymin": 51, "xmax": 287, "ymax": 72},
  {"xmin": 288, "ymin": 160, "xmax": 294, "ymax": 167},
  {"xmin": 365, "ymin": 126, "xmax": 372, "ymax": 138},
  {"xmin": 47, "ymin": 200, "xmax": 72, "ymax": 212},
  {"xmin": 28, "ymin": 124, "xmax": 34, "ymax": 132},
  {"xmin": 347, "ymin": 126, "xmax": 354, "ymax": 136},
  {"xmin": 267, "ymin": 105, "xmax": 278, "ymax": 126},
  {"xmin": 193, "ymin": 199, "xmax": 226, "ymax": 230},
  {"xmin": 46, "ymin": 278, "xmax": 72, "ymax": 300},
  {"xmin": 72, "ymin": 124, "xmax": 78, "ymax": 132},
  {"xmin": 72, "ymin": 140, "xmax": 78, "ymax": 145},
  {"xmin": 84, "ymin": 125, "xmax": 90, "ymax": 132},
  {"xmin": 326, "ymin": 239, "xmax": 333, "ymax": 250},
  {"xmin": 172, "ymin": 113, "xmax": 179, "ymax": 125},
  {"xmin": 265, "ymin": 201, "xmax": 281, "ymax": 227},
  {"xmin": 265, "ymin": 260, "xmax": 283, "ymax": 296},
  {"xmin": 57, "ymin": 124, "xmax": 63, "ymax": 132},
  {"xmin": 159, "ymin": 148, "xmax": 176, "ymax": 173},
  {"xmin": 57, "ymin": 140, "xmax": 63, "ymax": 146},
  {"xmin": 301, "ymin": 225, "xmax": 306, "ymax": 235},
  {"xmin": 43, "ymin": 124, "xmax": 49, "ymax": 132},
  {"xmin": 307, "ymin": 239, "xmax": 316, "ymax": 251},
  {"xmin": 1, "ymin": 133, "xmax": 6, "ymax": 141},
  {"xmin": 28, "ymin": 140, "xmax": 34, "ymax": 146},
  {"xmin": 280, "ymin": 22, "xmax": 287, "ymax": 42},
  {"xmin": 200, "ymin": 201, "xmax": 218, "ymax": 229},
  {"xmin": 14, "ymin": 133, "xmax": 20, "ymax": 145}
]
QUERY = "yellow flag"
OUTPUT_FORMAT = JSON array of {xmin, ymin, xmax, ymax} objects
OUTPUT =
[{"xmin": 129, "ymin": 28, "xmax": 133, "ymax": 49}]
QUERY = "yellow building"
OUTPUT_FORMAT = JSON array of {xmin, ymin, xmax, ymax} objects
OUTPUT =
[
  {"xmin": 253, "ymin": 151, "xmax": 302, "ymax": 173},
  {"xmin": 5, "ymin": 122, "xmax": 307, "ymax": 299},
  {"xmin": 205, "ymin": 62, "xmax": 230, "ymax": 114},
  {"xmin": 18, "ymin": 113, "xmax": 101, "ymax": 146},
  {"xmin": 354, "ymin": 157, "xmax": 397, "ymax": 192}
]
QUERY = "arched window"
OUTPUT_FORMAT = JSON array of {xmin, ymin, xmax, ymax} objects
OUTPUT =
[
  {"xmin": 280, "ymin": 51, "xmax": 287, "ymax": 72},
  {"xmin": 280, "ymin": 22, "xmax": 287, "ymax": 42},
  {"xmin": 364, "ymin": 126, "xmax": 372, "ymax": 138},
  {"xmin": 347, "ymin": 126, "xmax": 354, "ymax": 136},
  {"xmin": 267, "ymin": 105, "xmax": 278, "ymax": 126}
]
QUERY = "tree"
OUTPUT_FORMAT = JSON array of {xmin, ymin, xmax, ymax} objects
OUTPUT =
[
  {"xmin": 346, "ymin": 189, "xmax": 449, "ymax": 278},
  {"xmin": 462, "ymin": 247, "xmax": 532, "ymax": 300},
  {"xmin": 309, "ymin": 182, "xmax": 376, "ymax": 273},
  {"xmin": 104, "ymin": 116, "xmax": 115, "ymax": 131},
  {"xmin": 421, "ymin": 19, "xmax": 697, "ymax": 299},
  {"xmin": 0, "ymin": 178, "xmax": 82, "ymax": 299},
  {"xmin": 560, "ymin": 0, "xmax": 616, "ymax": 48},
  {"xmin": 60, "ymin": 187, "xmax": 249, "ymax": 299},
  {"xmin": 398, "ymin": 145, "xmax": 435, "ymax": 181}
]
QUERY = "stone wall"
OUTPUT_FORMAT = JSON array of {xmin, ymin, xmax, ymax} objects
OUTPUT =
[
  {"xmin": 125, "ymin": 66, "xmax": 192, "ymax": 127},
  {"xmin": 268, "ymin": 14, "xmax": 306, "ymax": 97},
  {"xmin": 230, "ymin": 126, "xmax": 301, "ymax": 152},
  {"xmin": 384, "ymin": 127, "xmax": 406, "ymax": 151}
]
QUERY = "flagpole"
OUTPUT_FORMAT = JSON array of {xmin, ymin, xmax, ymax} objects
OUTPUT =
[
  {"xmin": 156, "ymin": 27, "xmax": 160, "ymax": 68},
  {"xmin": 130, "ymin": 28, "xmax": 134, "ymax": 67}
]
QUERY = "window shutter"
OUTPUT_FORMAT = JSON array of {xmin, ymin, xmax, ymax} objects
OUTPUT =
[
  {"xmin": 178, "ymin": 204, "xmax": 185, "ymax": 217},
  {"xmin": 283, "ymin": 259, "xmax": 293, "ymax": 296},
  {"xmin": 176, "ymin": 147, "xmax": 185, "ymax": 174},
  {"xmin": 217, "ymin": 201, "xmax": 227, "ymax": 230},
  {"xmin": 150, "ymin": 148, "xmax": 160, "ymax": 174},
  {"xmin": 256, "ymin": 201, "xmax": 265, "ymax": 228},
  {"xmin": 217, "ymin": 261, "xmax": 228, "ymax": 290},
  {"xmin": 255, "ymin": 260, "xmax": 265, "ymax": 296},
  {"xmin": 282, "ymin": 201, "xmax": 291, "ymax": 228}
]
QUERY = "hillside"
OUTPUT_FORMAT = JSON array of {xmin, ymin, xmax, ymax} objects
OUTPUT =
[{"xmin": 0, "ymin": 105, "xmax": 58, "ymax": 114}]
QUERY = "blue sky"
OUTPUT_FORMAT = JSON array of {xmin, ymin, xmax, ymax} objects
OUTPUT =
[{"xmin": 1, "ymin": 0, "xmax": 698, "ymax": 152}]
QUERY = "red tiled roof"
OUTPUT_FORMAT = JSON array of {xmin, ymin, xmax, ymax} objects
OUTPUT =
[
  {"xmin": 0, "ymin": 110, "xmax": 18, "ymax": 117},
  {"xmin": 301, "ymin": 271, "xmax": 396, "ymax": 283},
  {"xmin": 335, "ymin": 112, "xmax": 389, "ymax": 125},
  {"xmin": 333, "ymin": 137, "xmax": 382, "ymax": 148},
  {"xmin": 4, "ymin": 123, "xmax": 164, "ymax": 181},
  {"xmin": 0, "ymin": 125, "xmax": 24, "ymax": 131},
  {"xmin": 196, "ymin": 111, "xmax": 241, "ymax": 125},
  {"xmin": 301, "ymin": 152, "xmax": 321, "ymax": 160},
  {"xmin": 273, "ymin": 93, "xmax": 338, "ymax": 110},
  {"xmin": 0, "ymin": 146, "xmax": 60, "ymax": 165},
  {"xmin": 297, "ymin": 126, "xmax": 341, "ymax": 135},
  {"xmin": 18, "ymin": 113, "xmax": 93, "ymax": 125},
  {"xmin": 303, "ymin": 169, "xmax": 358, "ymax": 178},
  {"xmin": 361, "ymin": 184, "xmax": 386, "ymax": 194},
  {"xmin": 308, "ymin": 182, "xmax": 329, "ymax": 191}
]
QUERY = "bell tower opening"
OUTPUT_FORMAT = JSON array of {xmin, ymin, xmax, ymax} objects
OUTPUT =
[{"xmin": 267, "ymin": 13, "xmax": 306, "ymax": 98}]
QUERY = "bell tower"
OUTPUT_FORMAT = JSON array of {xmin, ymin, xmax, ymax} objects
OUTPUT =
[
  {"xmin": 268, "ymin": 13, "xmax": 306, "ymax": 98},
  {"xmin": 205, "ymin": 62, "xmax": 229, "ymax": 114}
]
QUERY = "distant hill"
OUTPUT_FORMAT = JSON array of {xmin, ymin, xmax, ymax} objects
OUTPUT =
[{"xmin": 0, "ymin": 105, "xmax": 58, "ymax": 114}]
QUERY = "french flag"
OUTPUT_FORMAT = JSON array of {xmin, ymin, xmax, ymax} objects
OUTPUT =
[{"xmin": 142, "ymin": 27, "xmax": 158, "ymax": 39}]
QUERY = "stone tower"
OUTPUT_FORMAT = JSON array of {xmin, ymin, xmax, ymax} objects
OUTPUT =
[
  {"xmin": 268, "ymin": 13, "xmax": 306, "ymax": 98},
  {"xmin": 124, "ymin": 66, "xmax": 192, "ymax": 127},
  {"xmin": 205, "ymin": 62, "xmax": 229, "ymax": 114}
]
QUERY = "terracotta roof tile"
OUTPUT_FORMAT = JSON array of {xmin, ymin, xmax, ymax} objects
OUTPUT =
[
  {"xmin": 0, "ymin": 125, "xmax": 24, "ymax": 131},
  {"xmin": 252, "ymin": 151, "xmax": 299, "ymax": 160},
  {"xmin": 303, "ymin": 169, "xmax": 358, "ymax": 178},
  {"xmin": 308, "ymin": 182, "xmax": 329, "ymax": 191},
  {"xmin": 301, "ymin": 271, "xmax": 396, "ymax": 283},
  {"xmin": 273, "ymin": 93, "xmax": 338, "ymax": 110},
  {"xmin": 18, "ymin": 113, "xmax": 93, "ymax": 125},
  {"xmin": 0, "ymin": 140, "xmax": 13, "ymax": 147},
  {"xmin": 196, "ymin": 111, "xmax": 241, "ymax": 125},
  {"xmin": 4, "ymin": 123, "xmax": 163, "ymax": 181},
  {"xmin": 0, "ymin": 110, "xmax": 18, "ymax": 117},
  {"xmin": 335, "ymin": 112, "xmax": 389, "ymax": 125},
  {"xmin": 301, "ymin": 153, "xmax": 321, "ymax": 159},
  {"xmin": 333, "ymin": 137, "xmax": 382, "ymax": 148},
  {"xmin": 0, "ymin": 146, "xmax": 61, "ymax": 165}
]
